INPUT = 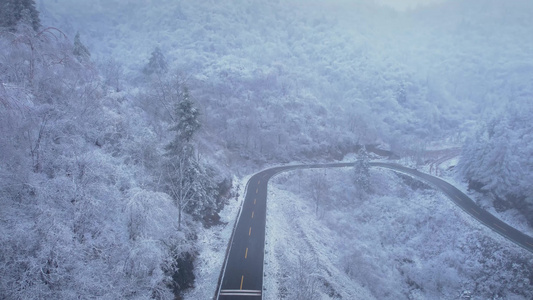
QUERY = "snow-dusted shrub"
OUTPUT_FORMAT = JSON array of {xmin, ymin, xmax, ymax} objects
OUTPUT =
[{"xmin": 458, "ymin": 99, "xmax": 533, "ymax": 224}]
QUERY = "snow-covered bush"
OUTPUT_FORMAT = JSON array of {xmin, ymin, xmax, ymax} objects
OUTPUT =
[
  {"xmin": 39, "ymin": 0, "xmax": 533, "ymax": 163},
  {"xmin": 458, "ymin": 99, "xmax": 533, "ymax": 224},
  {"xmin": 267, "ymin": 168, "xmax": 533, "ymax": 299},
  {"xmin": 0, "ymin": 14, "xmax": 217, "ymax": 298}
]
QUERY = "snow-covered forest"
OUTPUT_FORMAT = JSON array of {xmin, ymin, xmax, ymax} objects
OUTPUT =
[
  {"xmin": 265, "ymin": 167, "xmax": 532, "ymax": 299},
  {"xmin": 1, "ymin": 0, "xmax": 532, "ymax": 299}
]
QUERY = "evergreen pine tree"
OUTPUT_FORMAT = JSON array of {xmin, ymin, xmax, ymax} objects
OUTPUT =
[
  {"xmin": 73, "ymin": 32, "xmax": 91, "ymax": 62},
  {"xmin": 164, "ymin": 87, "xmax": 213, "ymax": 228},
  {"xmin": 396, "ymin": 81, "xmax": 407, "ymax": 104},
  {"xmin": 143, "ymin": 47, "xmax": 168, "ymax": 75},
  {"xmin": 0, "ymin": 0, "xmax": 41, "ymax": 31},
  {"xmin": 168, "ymin": 87, "xmax": 201, "ymax": 148}
]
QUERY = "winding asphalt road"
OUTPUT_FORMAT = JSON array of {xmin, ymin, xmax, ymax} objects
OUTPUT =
[{"xmin": 216, "ymin": 162, "xmax": 533, "ymax": 299}]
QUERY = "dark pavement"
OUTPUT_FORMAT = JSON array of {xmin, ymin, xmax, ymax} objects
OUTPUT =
[{"xmin": 216, "ymin": 161, "xmax": 533, "ymax": 299}]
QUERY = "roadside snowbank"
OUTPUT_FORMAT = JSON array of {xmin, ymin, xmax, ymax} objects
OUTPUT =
[{"xmin": 183, "ymin": 175, "xmax": 249, "ymax": 299}]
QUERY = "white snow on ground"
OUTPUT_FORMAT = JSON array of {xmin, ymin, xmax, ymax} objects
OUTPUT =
[
  {"xmin": 264, "ymin": 184, "xmax": 375, "ymax": 300},
  {"xmin": 435, "ymin": 157, "xmax": 533, "ymax": 237},
  {"xmin": 183, "ymin": 175, "xmax": 249, "ymax": 300},
  {"xmin": 263, "ymin": 167, "xmax": 533, "ymax": 299},
  {"xmin": 184, "ymin": 159, "xmax": 533, "ymax": 299},
  {"xmin": 371, "ymin": 147, "xmax": 533, "ymax": 240},
  {"xmin": 445, "ymin": 175, "xmax": 533, "ymax": 238}
]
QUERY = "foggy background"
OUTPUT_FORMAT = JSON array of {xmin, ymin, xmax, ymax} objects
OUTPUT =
[{"xmin": 1, "ymin": 0, "xmax": 532, "ymax": 299}]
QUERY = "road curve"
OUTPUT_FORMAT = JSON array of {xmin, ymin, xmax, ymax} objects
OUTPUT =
[
  {"xmin": 215, "ymin": 162, "xmax": 533, "ymax": 299},
  {"xmin": 371, "ymin": 162, "xmax": 533, "ymax": 253}
]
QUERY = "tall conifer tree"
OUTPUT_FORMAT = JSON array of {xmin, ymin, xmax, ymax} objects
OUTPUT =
[
  {"xmin": 0, "ymin": 0, "xmax": 41, "ymax": 31},
  {"xmin": 73, "ymin": 32, "xmax": 91, "ymax": 61},
  {"xmin": 143, "ymin": 47, "xmax": 168, "ymax": 75}
]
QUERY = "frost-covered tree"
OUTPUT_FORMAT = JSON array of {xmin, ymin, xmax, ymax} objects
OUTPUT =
[
  {"xmin": 0, "ymin": 0, "xmax": 40, "ymax": 31},
  {"xmin": 73, "ymin": 32, "xmax": 90, "ymax": 61},
  {"xmin": 309, "ymin": 172, "xmax": 328, "ymax": 217},
  {"xmin": 353, "ymin": 147, "xmax": 371, "ymax": 199},
  {"xmin": 458, "ymin": 99, "xmax": 533, "ymax": 223},
  {"xmin": 165, "ymin": 148, "xmax": 198, "ymax": 230},
  {"xmin": 293, "ymin": 255, "xmax": 319, "ymax": 300},
  {"xmin": 143, "ymin": 46, "xmax": 168, "ymax": 76},
  {"xmin": 186, "ymin": 163, "xmax": 220, "ymax": 218},
  {"xmin": 395, "ymin": 81, "xmax": 407, "ymax": 105},
  {"xmin": 99, "ymin": 58, "xmax": 123, "ymax": 92},
  {"xmin": 165, "ymin": 87, "xmax": 219, "ymax": 228},
  {"xmin": 0, "ymin": 16, "xmax": 193, "ymax": 298},
  {"xmin": 169, "ymin": 87, "xmax": 200, "ymax": 146}
]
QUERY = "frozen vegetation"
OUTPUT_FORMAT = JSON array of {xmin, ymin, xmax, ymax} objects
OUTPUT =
[
  {"xmin": 265, "ymin": 168, "xmax": 533, "ymax": 299},
  {"xmin": 1, "ymin": 0, "xmax": 532, "ymax": 298}
]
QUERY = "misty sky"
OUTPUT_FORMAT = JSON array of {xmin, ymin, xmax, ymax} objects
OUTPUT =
[{"xmin": 376, "ymin": 0, "xmax": 446, "ymax": 10}]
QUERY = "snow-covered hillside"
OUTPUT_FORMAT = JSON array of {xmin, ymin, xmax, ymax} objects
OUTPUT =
[
  {"xmin": 264, "ymin": 167, "xmax": 533, "ymax": 299},
  {"xmin": 39, "ymin": 0, "xmax": 533, "ymax": 160},
  {"xmin": 2, "ymin": 0, "xmax": 532, "ymax": 298}
]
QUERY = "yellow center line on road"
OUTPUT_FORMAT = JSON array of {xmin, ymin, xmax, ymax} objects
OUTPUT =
[
  {"xmin": 249, "ymin": 227, "xmax": 252, "ymax": 236},
  {"xmin": 526, "ymin": 241, "xmax": 533, "ymax": 247},
  {"xmin": 245, "ymin": 248, "xmax": 248, "ymax": 259},
  {"xmin": 470, "ymin": 208, "xmax": 480, "ymax": 215},
  {"xmin": 493, "ymin": 223, "xmax": 507, "ymax": 232},
  {"xmin": 252, "ymin": 211, "xmax": 254, "ymax": 218},
  {"xmin": 240, "ymin": 276, "xmax": 244, "ymax": 290}
]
